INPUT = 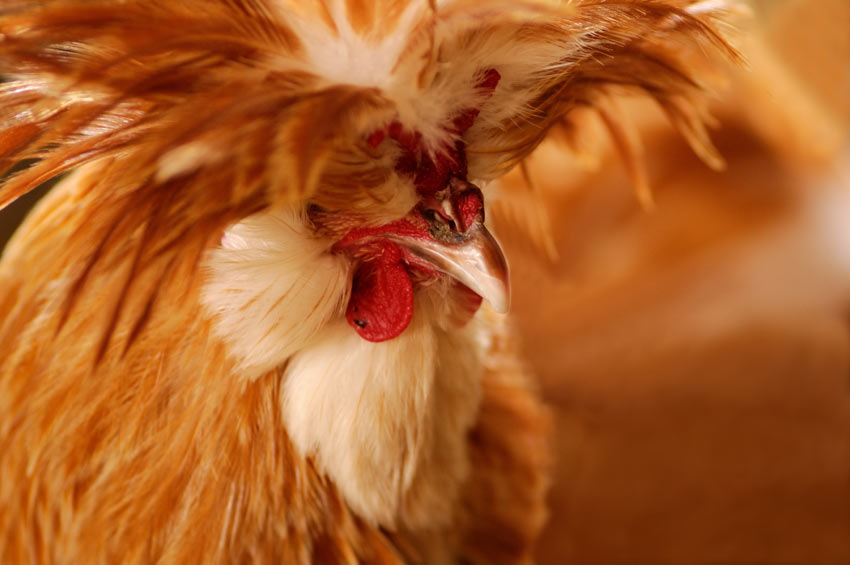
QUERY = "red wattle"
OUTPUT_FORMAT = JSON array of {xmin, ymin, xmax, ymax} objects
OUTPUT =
[{"xmin": 346, "ymin": 241, "xmax": 414, "ymax": 342}]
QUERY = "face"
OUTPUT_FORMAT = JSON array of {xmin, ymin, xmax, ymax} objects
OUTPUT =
[{"xmin": 307, "ymin": 70, "xmax": 509, "ymax": 342}]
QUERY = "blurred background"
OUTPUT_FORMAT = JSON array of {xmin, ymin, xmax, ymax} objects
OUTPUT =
[
  {"xmin": 1, "ymin": 0, "xmax": 848, "ymax": 563},
  {"xmin": 492, "ymin": 0, "xmax": 850, "ymax": 563}
]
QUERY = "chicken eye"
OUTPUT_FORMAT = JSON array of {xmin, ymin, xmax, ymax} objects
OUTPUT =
[
  {"xmin": 306, "ymin": 202, "xmax": 326, "ymax": 215},
  {"xmin": 421, "ymin": 208, "xmax": 457, "ymax": 232}
]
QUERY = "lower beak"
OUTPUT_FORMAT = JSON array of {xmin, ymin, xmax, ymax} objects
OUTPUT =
[{"xmin": 388, "ymin": 223, "xmax": 510, "ymax": 314}]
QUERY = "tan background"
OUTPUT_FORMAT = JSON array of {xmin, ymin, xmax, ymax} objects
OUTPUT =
[{"xmin": 499, "ymin": 1, "xmax": 850, "ymax": 562}]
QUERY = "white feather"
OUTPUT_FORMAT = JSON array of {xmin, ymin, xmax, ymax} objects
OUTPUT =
[
  {"xmin": 282, "ymin": 287, "xmax": 484, "ymax": 528},
  {"xmin": 274, "ymin": 0, "xmax": 430, "ymax": 89},
  {"xmin": 201, "ymin": 208, "xmax": 351, "ymax": 379}
]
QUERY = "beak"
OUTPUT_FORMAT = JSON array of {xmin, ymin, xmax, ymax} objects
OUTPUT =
[{"xmin": 388, "ymin": 223, "xmax": 510, "ymax": 314}]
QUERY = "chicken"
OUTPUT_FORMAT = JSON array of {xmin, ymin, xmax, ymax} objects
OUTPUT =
[{"xmin": 0, "ymin": 1, "xmax": 737, "ymax": 562}]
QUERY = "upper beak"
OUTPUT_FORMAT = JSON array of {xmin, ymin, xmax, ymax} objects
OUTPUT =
[{"xmin": 388, "ymin": 223, "xmax": 510, "ymax": 314}]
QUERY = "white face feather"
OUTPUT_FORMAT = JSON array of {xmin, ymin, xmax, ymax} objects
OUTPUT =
[
  {"xmin": 282, "ymin": 295, "xmax": 483, "ymax": 529},
  {"xmin": 201, "ymin": 208, "xmax": 351, "ymax": 379}
]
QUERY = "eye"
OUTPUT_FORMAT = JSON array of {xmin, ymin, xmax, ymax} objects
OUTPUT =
[
  {"xmin": 421, "ymin": 208, "xmax": 456, "ymax": 232},
  {"xmin": 421, "ymin": 208, "xmax": 439, "ymax": 223},
  {"xmin": 306, "ymin": 202, "xmax": 326, "ymax": 216}
]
